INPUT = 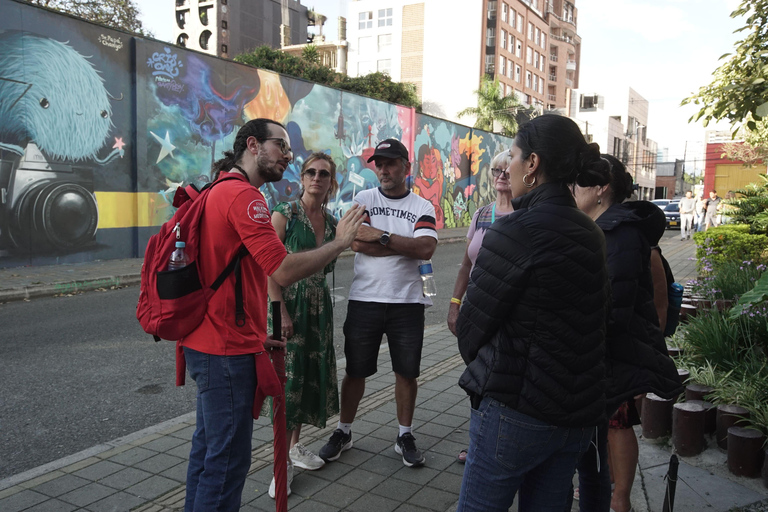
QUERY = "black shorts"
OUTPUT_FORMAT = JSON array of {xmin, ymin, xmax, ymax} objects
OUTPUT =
[{"xmin": 343, "ymin": 300, "xmax": 425, "ymax": 379}]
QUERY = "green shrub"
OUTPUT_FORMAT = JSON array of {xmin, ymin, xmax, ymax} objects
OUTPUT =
[
  {"xmin": 693, "ymin": 224, "xmax": 768, "ymax": 273},
  {"xmin": 690, "ymin": 259, "xmax": 766, "ymax": 301}
]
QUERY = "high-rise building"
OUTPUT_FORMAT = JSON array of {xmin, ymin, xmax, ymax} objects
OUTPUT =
[
  {"xmin": 346, "ymin": 0, "xmax": 483, "ymax": 123},
  {"xmin": 482, "ymin": 0, "xmax": 580, "ymax": 111},
  {"xmin": 173, "ymin": 0, "xmax": 308, "ymax": 59}
]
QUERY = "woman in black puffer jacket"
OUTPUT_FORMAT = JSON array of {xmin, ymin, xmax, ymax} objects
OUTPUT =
[
  {"xmin": 570, "ymin": 155, "xmax": 682, "ymax": 512},
  {"xmin": 455, "ymin": 115, "xmax": 612, "ymax": 512}
]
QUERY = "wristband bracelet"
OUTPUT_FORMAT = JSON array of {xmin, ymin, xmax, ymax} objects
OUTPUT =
[{"xmin": 450, "ymin": 297, "xmax": 462, "ymax": 305}]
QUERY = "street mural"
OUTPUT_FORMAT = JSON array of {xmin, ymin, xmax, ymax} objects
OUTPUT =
[{"xmin": 0, "ymin": 0, "xmax": 514, "ymax": 268}]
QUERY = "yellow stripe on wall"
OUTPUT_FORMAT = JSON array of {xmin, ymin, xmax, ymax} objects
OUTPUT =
[{"xmin": 94, "ymin": 192, "xmax": 174, "ymax": 229}]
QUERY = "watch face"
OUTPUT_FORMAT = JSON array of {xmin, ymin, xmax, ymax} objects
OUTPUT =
[{"xmin": 380, "ymin": 232, "xmax": 390, "ymax": 245}]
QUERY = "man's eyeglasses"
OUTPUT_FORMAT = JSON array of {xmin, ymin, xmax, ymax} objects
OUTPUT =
[
  {"xmin": 491, "ymin": 167, "xmax": 509, "ymax": 178},
  {"xmin": 303, "ymin": 168, "xmax": 332, "ymax": 179},
  {"xmin": 260, "ymin": 137, "xmax": 293, "ymax": 157}
]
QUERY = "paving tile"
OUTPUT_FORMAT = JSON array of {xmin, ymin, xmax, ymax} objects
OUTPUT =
[
  {"xmin": 239, "ymin": 476, "xmax": 268, "ymax": 504},
  {"xmin": 159, "ymin": 460, "xmax": 188, "ymax": 483},
  {"xmin": 124, "ymin": 475, "xmax": 179, "ymax": 500},
  {"xmin": 248, "ymin": 489, "xmax": 304, "ymax": 511},
  {"xmin": 415, "ymin": 388, "xmax": 439, "ymax": 400},
  {"xmin": 312, "ymin": 461, "xmax": 355, "ymax": 482},
  {"xmin": 249, "ymin": 465, "xmax": 275, "ymax": 485},
  {"xmin": 443, "ymin": 461, "xmax": 466, "ymax": 476},
  {"xmin": 85, "ymin": 491, "xmax": 146, "ymax": 512},
  {"xmin": 354, "ymin": 434, "xmax": 393, "ymax": 455},
  {"xmin": 139, "ymin": 435, "xmax": 187, "ymax": 453},
  {"xmin": 371, "ymin": 477, "xmax": 422, "ymax": 501},
  {"xmin": 412, "ymin": 408, "xmax": 440, "ymax": 423},
  {"xmin": 252, "ymin": 427, "xmax": 276, "ymax": 442},
  {"xmin": 426, "ymin": 471, "xmax": 463, "ymax": 493},
  {"xmin": 429, "ymin": 414, "xmax": 466, "ymax": 429},
  {"xmin": 25, "ymin": 499, "xmax": 78, "ymax": 511},
  {"xmin": 422, "ymin": 451, "xmax": 455, "ymax": 472},
  {"xmin": 289, "ymin": 472, "xmax": 331, "ymax": 498},
  {"xmin": 166, "ymin": 441, "xmax": 192, "ymax": 459},
  {"xmin": 291, "ymin": 499, "xmax": 337, "ymax": 512},
  {"xmin": 0, "ymin": 490, "xmax": 49, "ymax": 512},
  {"xmin": 169, "ymin": 425, "xmax": 196, "ymax": 439},
  {"xmin": 392, "ymin": 466, "xmax": 440, "ymax": 486},
  {"xmin": 106, "ymin": 446, "xmax": 155, "ymax": 466},
  {"xmin": 311, "ymin": 482, "xmax": 364, "ymax": 509},
  {"xmin": 98, "ymin": 467, "xmax": 153, "ymax": 490},
  {"xmin": 346, "ymin": 492, "xmax": 401, "ymax": 512},
  {"xmin": 337, "ymin": 468, "xmax": 388, "ymax": 492},
  {"xmin": 58, "ymin": 482, "xmax": 115, "ymax": 508},
  {"xmin": 376, "ymin": 401, "xmax": 398, "ymax": 415},
  {"xmin": 72, "ymin": 460, "xmax": 125, "ymax": 482},
  {"xmin": 369, "ymin": 425, "xmax": 399, "ymax": 442},
  {"xmin": 407, "ymin": 486, "xmax": 459, "ymax": 511},
  {"xmin": 133, "ymin": 453, "xmax": 186, "ymax": 474},
  {"xmin": 365, "ymin": 379, "xmax": 392, "ymax": 392},
  {"xmin": 358, "ymin": 452, "xmax": 406, "ymax": 476},
  {"xmin": 427, "ymin": 439, "xmax": 467, "ymax": 459},
  {"xmin": 393, "ymin": 503, "xmax": 432, "ymax": 511},
  {"xmin": 31, "ymin": 474, "xmax": 90, "ymax": 497},
  {"xmin": 361, "ymin": 410, "xmax": 399, "ymax": 426},
  {"xmin": 333, "ymin": 447, "xmax": 374, "ymax": 467},
  {"xmin": 348, "ymin": 419, "xmax": 380, "ymax": 436},
  {"xmin": 418, "ymin": 399, "xmax": 457, "ymax": 414}
]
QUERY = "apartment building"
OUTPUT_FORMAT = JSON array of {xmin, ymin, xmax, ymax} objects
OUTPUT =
[
  {"xmin": 570, "ymin": 87, "xmax": 658, "ymax": 200},
  {"xmin": 173, "ymin": 0, "xmax": 308, "ymax": 59},
  {"xmin": 482, "ymin": 0, "xmax": 580, "ymax": 111},
  {"xmin": 346, "ymin": 0, "xmax": 483, "ymax": 123}
]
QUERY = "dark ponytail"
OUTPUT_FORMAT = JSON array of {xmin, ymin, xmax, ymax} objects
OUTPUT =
[{"xmin": 601, "ymin": 154, "xmax": 633, "ymax": 204}]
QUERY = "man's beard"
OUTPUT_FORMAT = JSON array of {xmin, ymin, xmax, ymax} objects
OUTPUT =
[{"xmin": 256, "ymin": 152, "xmax": 284, "ymax": 183}]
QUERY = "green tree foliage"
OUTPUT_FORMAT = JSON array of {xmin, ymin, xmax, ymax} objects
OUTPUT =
[
  {"xmin": 724, "ymin": 174, "xmax": 768, "ymax": 233},
  {"xmin": 26, "ymin": 0, "xmax": 149, "ymax": 35},
  {"xmin": 721, "ymin": 119, "xmax": 768, "ymax": 166},
  {"xmin": 682, "ymin": 0, "xmax": 768, "ymax": 133},
  {"xmin": 457, "ymin": 77, "xmax": 524, "ymax": 135},
  {"xmin": 301, "ymin": 44, "xmax": 320, "ymax": 65},
  {"xmin": 235, "ymin": 46, "xmax": 421, "ymax": 110}
]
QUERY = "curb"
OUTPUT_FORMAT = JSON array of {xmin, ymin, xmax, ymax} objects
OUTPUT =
[{"xmin": 0, "ymin": 237, "xmax": 466, "ymax": 304}]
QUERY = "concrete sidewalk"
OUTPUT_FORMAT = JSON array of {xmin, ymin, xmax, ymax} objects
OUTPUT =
[{"xmin": 2, "ymin": 229, "xmax": 767, "ymax": 511}]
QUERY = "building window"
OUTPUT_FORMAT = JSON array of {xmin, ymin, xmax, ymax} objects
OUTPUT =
[
  {"xmin": 221, "ymin": 44, "xmax": 228, "ymax": 54},
  {"xmin": 176, "ymin": 10, "xmax": 188, "ymax": 29},
  {"xmin": 516, "ymin": 40, "xmax": 522, "ymax": 58},
  {"xmin": 515, "ymin": 64, "xmax": 521, "ymax": 82},
  {"xmin": 177, "ymin": 33, "xmax": 188, "ymax": 47},
  {"xmin": 528, "ymin": 22, "xmax": 534, "ymax": 40},
  {"xmin": 535, "ymin": 27, "xmax": 541, "ymax": 45},
  {"xmin": 580, "ymin": 94, "xmax": 599, "ymax": 110},
  {"xmin": 377, "ymin": 59, "xmax": 392, "ymax": 74},
  {"xmin": 486, "ymin": 27, "xmax": 496, "ymax": 47},
  {"xmin": 378, "ymin": 33, "xmax": 391, "ymax": 51},
  {"xmin": 487, "ymin": 0, "xmax": 497, "ymax": 19},
  {"xmin": 508, "ymin": 59, "xmax": 513, "ymax": 78},
  {"xmin": 359, "ymin": 11, "xmax": 373, "ymax": 30},
  {"xmin": 526, "ymin": 46, "xmax": 533, "ymax": 64},
  {"xmin": 540, "ymin": 77, "xmax": 545, "ymax": 93},
  {"xmin": 541, "ymin": 33, "xmax": 546, "ymax": 49},
  {"xmin": 499, "ymin": 55, "xmax": 506, "ymax": 76},
  {"xmin": 485, "ymin": 54, "xmax": 495, "ymax": 74},
  {"xmin": 534, "ymin": 51, "xmax": 539, "ymax": 69},
  {"xmin": 510, "ymin": 8, "xmax": 517, "ymax": 29},
  {"xmin": 378, "ymin": 8, "xmax": 393, "ymax": 27},
  {"xmin": 526, "ymin": 71, "xmax": 532, "ymax": 89},
  {"xmin": 199, "ymin": 30, "xmax": 211, "ymax": 50},
  {"xmin": 502, "ymin": 2, "xmax": 508, "ymax": 22},
  {"xmin": 518, "ymin": 14, "xmax": 524, "ymax": 32},
  {"xmin": 222, "ymin": 20, "xmax": 227, "ymax": 29},
  {"xmin": 501, "ymin": 29, "xmax": 507, "ymax": 50},
  {"xmin": 509, "ymin": 34, "xmax": 514, "ymax": 51}
]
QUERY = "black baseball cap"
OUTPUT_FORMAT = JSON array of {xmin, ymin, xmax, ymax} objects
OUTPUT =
[{"xmin": 367, "ymin": 138, "xmax": 409, "ymax": 162}]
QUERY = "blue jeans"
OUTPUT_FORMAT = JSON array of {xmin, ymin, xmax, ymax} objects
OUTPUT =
[
  {"xmin": 565, "ymin": 420, "xmax": 611, "ymax": 512},
  {"xmin": 184, "ymin": 348, "xmax": 256, "ymax": 512},
  {"xmin": 457, "ymin": 397, "xmax": 593, "ymax": 512}
]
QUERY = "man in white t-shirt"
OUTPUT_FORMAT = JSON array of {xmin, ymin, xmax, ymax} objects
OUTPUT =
[
  {"xmin": 319, "ymin": 138, "xmax": 438, "ymax": 468},
  {"xmin": 678, "ymin": 190, "xmax": 697, "ymax": 240}
]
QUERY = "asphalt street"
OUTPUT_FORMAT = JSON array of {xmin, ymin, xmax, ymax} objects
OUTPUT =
[{"xmin": 0, "ymin": 240, "xmax": 466, "ymax": 480}]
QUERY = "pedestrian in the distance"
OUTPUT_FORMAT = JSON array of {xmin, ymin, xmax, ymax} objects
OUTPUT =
[
  {"xmin": 704, "ymin": 190, "xmax": 721, "ymax": 230},
  {"xmin": 266, "ymin": 152, "xmax": 341, "ymax": 498},
  {"xmin": 678, "ymin": 190, "xmax": 696, "ymax": 240},
  {"xmin": 456, "ymin": 115, "xmax": 611, "ymax": 511}
]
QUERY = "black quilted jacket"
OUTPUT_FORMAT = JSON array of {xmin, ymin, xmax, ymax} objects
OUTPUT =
[
  {"xmin": 597, "ymin": 201, "xmax": 682, "ymax": 412},
  {"xmin": 457, "ymin": 182, "xmax": 611, "ymax": 427}
]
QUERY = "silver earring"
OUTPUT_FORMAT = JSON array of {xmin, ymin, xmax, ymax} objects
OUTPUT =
[
  {"xmin": 523, "ymin": 173, "xmax": 536, "ymax": 188},
  {"xmin": 597, "ymin": 198, "xmax": 602, "ymax": 205}
]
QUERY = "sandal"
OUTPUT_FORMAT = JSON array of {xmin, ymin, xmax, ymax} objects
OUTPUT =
[{"xmin": 457, "ymin": 449, "xmax": 468, "ymax": 464}]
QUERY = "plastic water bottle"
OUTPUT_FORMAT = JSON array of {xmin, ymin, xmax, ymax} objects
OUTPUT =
[
  {"xmin": 669, "ymin": 282, "xmax": 684, "ymax": 310},
  {"xmin": 419, "ymin": 259, "xmax": 437, "ymax": 298},
  {"xmin": 167, "ymin": 241, "xmax": 190, "ymax": 271}
]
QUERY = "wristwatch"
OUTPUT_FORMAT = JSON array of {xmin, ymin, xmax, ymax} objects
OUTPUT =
[{"xmin": 379, "ymin": 231, "xmax": 391, "ymax": 246}]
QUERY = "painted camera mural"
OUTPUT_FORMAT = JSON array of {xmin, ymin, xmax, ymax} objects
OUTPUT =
[{"xmin": 0, "ymin": 0, "xmax": 513, "ymax": 268}]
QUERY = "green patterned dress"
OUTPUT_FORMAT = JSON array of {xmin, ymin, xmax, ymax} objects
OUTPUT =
[{"xmin": 266, "ymin": 201, "xmax": 339, "ymax": 430}]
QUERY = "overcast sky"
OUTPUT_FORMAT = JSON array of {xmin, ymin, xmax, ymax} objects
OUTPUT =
[{"xmin": 135, "ymin": 0, "xmax": 743, "ymax": 172}]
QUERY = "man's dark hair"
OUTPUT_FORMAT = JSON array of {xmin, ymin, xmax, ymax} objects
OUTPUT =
[{"xmin": 211, "ymin": 119, "xmax": 286, "ymax": 179}]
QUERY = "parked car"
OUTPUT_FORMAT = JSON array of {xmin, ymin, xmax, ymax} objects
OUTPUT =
[
  {"xmin": 652, "ymin": 199, "xmax": 672, "ymax": 209},
  {"xmin": 664, "ymin": 201, "xmax": 681, "ymax": 229}
]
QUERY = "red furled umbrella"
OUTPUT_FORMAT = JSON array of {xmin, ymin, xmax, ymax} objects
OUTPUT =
[{"xmin": 270, "ymin": 301, "xmax": 288, "ymax": 512}]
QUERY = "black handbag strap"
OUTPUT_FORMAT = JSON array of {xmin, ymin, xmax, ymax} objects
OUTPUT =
[{"xmin": 209, "ymin": 245, "xmax": 249, "ymax": 327}]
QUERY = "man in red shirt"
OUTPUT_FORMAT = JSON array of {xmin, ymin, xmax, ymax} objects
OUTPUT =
[{"xmin": 180, "ymin": 118, "xmax": 363, "ymax": 511}]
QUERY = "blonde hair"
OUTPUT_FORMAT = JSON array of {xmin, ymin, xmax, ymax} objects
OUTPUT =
[{"xmin": 301, "ymin": 152, "xmax": 339, "ymax": 210}]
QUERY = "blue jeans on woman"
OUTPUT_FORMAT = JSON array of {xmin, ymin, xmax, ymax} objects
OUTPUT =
[
  {"xmin": 457, "ymin": 397, "xmax": 593, "ymax": 512},
  {"xmin": 183, "ymin": 347, "xmax": 256, "ymax": 512}
]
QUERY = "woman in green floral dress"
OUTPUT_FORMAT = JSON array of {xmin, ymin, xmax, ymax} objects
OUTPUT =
[{"xmin": 266, "ymin": 152, "xmax": 340, "ymax": 496}]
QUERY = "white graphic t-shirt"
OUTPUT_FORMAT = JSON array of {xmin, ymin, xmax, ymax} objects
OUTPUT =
[{"xmin": 349, "ymin": 187, "xmax": 438, "ymax": 305}]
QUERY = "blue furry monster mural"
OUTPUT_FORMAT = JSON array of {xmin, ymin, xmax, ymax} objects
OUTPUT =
[{"xmin": 0, "ymin": 31, "xmax": 123, "ymax": 163}]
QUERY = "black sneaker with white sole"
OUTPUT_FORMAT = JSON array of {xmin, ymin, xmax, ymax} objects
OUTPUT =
[
  {"xmin": 395, "ymin": 433, "xmax": 425, "ymax": 467},
  {"xmin": 319, "ymin": 428, "xmax": 352, "ymax": 462}
]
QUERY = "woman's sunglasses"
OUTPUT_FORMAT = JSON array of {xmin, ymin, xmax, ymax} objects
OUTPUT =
[
  {"xmin": 491, "ymin": 168, "xmax": 509, "ymax": 178},
  {"xmin": 303, "ymin": 168, "xmax": 332, "ymax": 179}
]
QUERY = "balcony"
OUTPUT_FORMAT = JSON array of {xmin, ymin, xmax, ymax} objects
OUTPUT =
[
  {"xmin": 548, "ymin": 74, "xmax": 557, "ymax": 81},
  {"xmin": 548, "ymin": 94, "xmax": 557, "ymax": 101},
  {"xmin": 550, "ymin": 33, "xmax": 575, "ymax": 44},
  {"xmin": 565, "ymin": 78, "xmax": 573, "ymax": 88},
  {"xmin": 566, "ymin": 59, "xmax": 576, "ymax": 71},
  {"xmin": 549, "ymin": 54, "xmax": 558, "ymax": 62}
]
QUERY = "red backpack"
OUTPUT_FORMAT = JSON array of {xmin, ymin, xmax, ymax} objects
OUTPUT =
[{"xmin": 137, "ymin": 177, "xmax": 247, "ymax": 341}]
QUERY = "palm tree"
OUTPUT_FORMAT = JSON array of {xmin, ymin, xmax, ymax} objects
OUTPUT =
[{"xmin": 457, "ymin": 77, "xmax": 524, "ymax": 135}]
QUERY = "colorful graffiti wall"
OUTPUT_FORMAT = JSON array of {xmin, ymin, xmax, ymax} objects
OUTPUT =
[{"xmin": 0, "ymin": 0, "xmax": 514, "ymax": 268}]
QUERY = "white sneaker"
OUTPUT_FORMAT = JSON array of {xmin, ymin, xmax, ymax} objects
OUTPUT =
[
  {"xmin": 268, "ymin": 458, "xmax": 294, "ymax": 499},
  {"xmin": 289, "ymin": 442, "xmax": 325, "ymax": 470}
]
